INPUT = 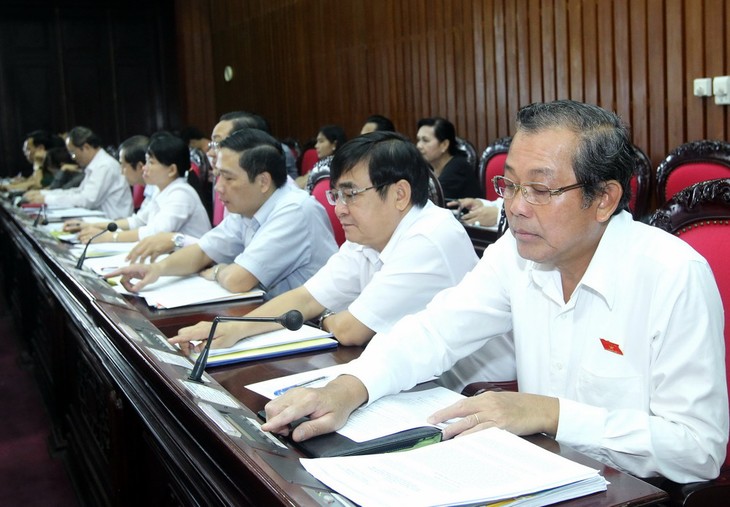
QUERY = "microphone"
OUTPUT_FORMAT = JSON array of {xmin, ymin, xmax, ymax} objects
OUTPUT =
[
  {"xmin": 32, "ymin": 204, "xmax": 48, "ymax": 227},
  {"xmin": 75, "ymin": 222, "xmax": 119, "ymax": 269},
  {"xmin": 188, "ymin": 310, "xmax": 304, "ymax": 383}
]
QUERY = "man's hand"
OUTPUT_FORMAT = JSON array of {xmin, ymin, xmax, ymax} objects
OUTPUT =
[
  {"xmin": 427, "ymin": 391, "xmax": 559, "ymax": 440},
  {"xmin": 23, "ymin": 190, "xmax": 44, "ymax": 204},
  {"xmin": 104, "ymin": 263, "xmax": 162, "ymax": 292},
  {"xmin": 63, "ymin": 220, "xmax": 85, "ymax": 233},
  {"xmin": 126, "ymin": 232, "xmax": 175, "ymax": 263},
  {"xmin": 261, "ymin": 375, "xmax": 368, "ymax": 442},
  {"xmin": 448, "ymin": 198, "xmax": 499, "ymax": 227},
  {"xmin": 169, "ymin": 321, "xmax": 245, "ymax": 354},
  {"xmin": 77, "ymin": 225, "xmax": 106, "ymax": 243}
]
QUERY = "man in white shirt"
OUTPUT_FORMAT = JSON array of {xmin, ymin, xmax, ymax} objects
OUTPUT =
[
  {"xmin": 25, "ymin": 126, "xmax": 133, "ymax": 219},
  {"xmin": 107, "ymin": 128, "xmax": 337, "ymax": 299},
  {"xmin": 170, "ymin": 133, "xmax": 515, "ymax": 386},
  {"xmin": 261, "ymin": 100, "xmax": 728, "ymax": 484}
]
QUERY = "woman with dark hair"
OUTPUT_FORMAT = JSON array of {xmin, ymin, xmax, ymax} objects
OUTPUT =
[
  {"xmin": 76, "ymin": 133, "xmax": 211, "ymax": 244},
  {"xmin": 416, "ymin": 117, "xmax": 482, "ymax": 199},
  {"xmin": 296, "ymin": 124, "xmax": 348, "ymax": 192}
]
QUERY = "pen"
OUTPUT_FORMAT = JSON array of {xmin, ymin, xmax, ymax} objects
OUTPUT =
[{"xmin": 274, "ymin": 375, "xmax": 328, "ymax": 396}]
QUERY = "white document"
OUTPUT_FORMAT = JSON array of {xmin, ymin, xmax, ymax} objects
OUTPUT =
[
  {"xmin": 113, "ymin": 273, "xmax": 264, "ymax": 309},
  {"xmin": 245, "ymin": 364, "xmax": 347, "ymax": 399},
  {"xmin": 340, "ymin": 387, "xmax": 463, "ymax": 442},
  {"xmin": 45, "ymin": 207, "xmax": 107, "ymax": 218},
  {"xmin": 301, "ymin": 427, "xmax": 608, "ymax": 507},
  {"xmin": 247, "ymin": 369, "xmax": 462, "ymax": 443}
]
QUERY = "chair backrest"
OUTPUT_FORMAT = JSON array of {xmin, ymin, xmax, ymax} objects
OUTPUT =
[
  {"xmin": 299, "ymin": 148, "xmax": 319, "ymax": 176},
  {"xmin": 655, "ymin": 140, "xmax": 730, "ymax": 205},
  {"xmin": 629, "ymin": 144, "xmax": 652, "ymax": 220},
  {"xmin": 310, "ymin": 175, "xmax": 345, "ymax": 246},
  {"xmin": 649, "ymin": 178, "xmax": 730, "ymax": 470},
  {"xmin": 190, "ymin": 147, "xmax": 213, "ymax": 221},
  {"xmin": 427, "ymin": 169, "xmax": 446, "ymax": 208},
  {"xmin": 455, "ymin": 136, "xmax": 478, "ymax": 174},
  {"xmin": 478, "ymin": 136, "xmax": 512, "ymax": 201}
]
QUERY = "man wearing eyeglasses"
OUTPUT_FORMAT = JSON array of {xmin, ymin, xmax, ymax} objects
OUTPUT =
[
  {"xmin": 170, "ymin": 131, "xmax": 515, "ymax": 390},
  {"xmin": 106, "ymin": 128, "xmax": 337, "ymax": 299},
  {"xmin": 261, "ymin": 101, "xmax": 727, "ymax": 484}
]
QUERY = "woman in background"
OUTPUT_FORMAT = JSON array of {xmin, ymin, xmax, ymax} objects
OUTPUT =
[
  {"xmin": 296, "ymin": 124, "xmax": 347, "ymax": 192},
  {"xmin": 416, "ymin": 117, "xmax": 482, "ymax": 199},
  {"xmin": 75, "ymin": 133, "xmax": 211, "ymax": 243}
]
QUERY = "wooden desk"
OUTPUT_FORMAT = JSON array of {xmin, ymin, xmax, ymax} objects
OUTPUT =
[{"xmin": 0, "ymin": 201, "xmax": 668, "ymax": 506}]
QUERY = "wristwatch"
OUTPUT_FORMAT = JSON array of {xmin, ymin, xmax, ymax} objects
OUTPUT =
[
  {"xmin": 318, "ymin": 309, "xmax": 336, "ymax": 331},
  {"xmin": 172, "ymin": 233, "xmax": 185, "ymax": 249}
]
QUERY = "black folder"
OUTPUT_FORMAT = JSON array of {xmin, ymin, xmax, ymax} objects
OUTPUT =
[{"xmin": 257, "ymin": 411, "xmax": 443, "ymax": 458}]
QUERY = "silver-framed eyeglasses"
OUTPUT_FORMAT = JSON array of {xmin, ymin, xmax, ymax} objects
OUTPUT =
[
  {"xmin": 492, "ymin": 175, "xmax": 584, "ymax": 205},
  {"xmin": 325, "ymin": 184, "xmax": 389, "ymax": 206},
  {"xmin": 207, "ymin": 140, "xmax": 221, "ymax": 153}
]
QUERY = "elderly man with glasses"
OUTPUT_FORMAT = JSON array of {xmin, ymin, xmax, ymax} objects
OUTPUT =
[
  {"xmin": 262, "ymin": 101, "xmax": 727, "ymax": 485},
  {"xmin": 171, "ymin": 131, "xmax": 515, "ymax": 391}
]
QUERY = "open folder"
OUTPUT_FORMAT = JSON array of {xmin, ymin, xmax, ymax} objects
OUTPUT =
[
  {"xmin": 191, "ymin": 324, "xmax": 337, "ymax": 367},
  {"xmin": 255, "ymin": 382, "xmax": 464, "ymax": 458}
]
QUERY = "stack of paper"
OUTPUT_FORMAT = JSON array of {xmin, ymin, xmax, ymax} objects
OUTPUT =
[
  {"xmin": 195, "ymin": 324, "xmax": 337, "ymax": 367},
  {"xmin": 113, "ymin": 273, "xmax": 266, "ymax": 309},
  {"xmin": 301, "ymin": 427, "xmax": 607, "ymax": 507}
]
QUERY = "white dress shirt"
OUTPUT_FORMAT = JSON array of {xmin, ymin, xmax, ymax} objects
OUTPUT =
[
  {"xmin": 344, "ymin": 211, "xmax": 728, "ymax": 483},
  {"xmin": 43, "ymin": 149, "xmax": 133, "ymax": 219},
  {"xmin": 305, "ymin": 201, "xmax": 516, "ymax": 385},
  {"xmin": 197, "ymin": 185, "xmax": 338, "ymax": 298},
  {"xmin": 126, "ymin": 178, "xmax": 211, "ymax": 239}
]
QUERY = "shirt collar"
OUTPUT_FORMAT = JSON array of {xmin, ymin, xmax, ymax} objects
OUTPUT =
[
  {"xmin": 245, "ymin": 185, "xmax": 287, "ymax": 229},
  {"xmin": 346, "ymin": 202, "xmax": 429, "ymax": 267},
  {"xmin": 527, "ymin": 210, "xmax": 632, "ymax": 310}
]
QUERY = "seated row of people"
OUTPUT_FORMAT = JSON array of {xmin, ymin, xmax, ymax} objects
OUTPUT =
[
  {"xmin": 153, "ymin": 101, "xmax": 727, "ymax": 486},
  {"xmin": 15, "ymin": 101, "xmax": 727, "ymax": 486}
]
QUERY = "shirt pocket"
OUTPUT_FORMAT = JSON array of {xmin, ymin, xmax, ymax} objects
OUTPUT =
[{"xmin": 575, "ymin": 351, "xmax": 644, "ymax": 410}]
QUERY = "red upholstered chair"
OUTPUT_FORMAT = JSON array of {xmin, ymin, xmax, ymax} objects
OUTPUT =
[
  {"xmin": 478, "ymin": 136, "xmax": 512, "ymax": 201},
  {"xmin": 649, "ymin": 178, "xmax": 730, "ymax": 506},
  {"xmin": 310, "ymin": 175, "xmax": 345, "ymax": 246},
  {"xmin": 189, "ymin": 147, "xmax": 213, "ymax": 222},
  {"xmin": 629, "ymin": 144, "xmax": 652, "ymax": 220},
  {"xmin": 656, "ymin": 140, "xmax": 730, "ymax": 206},
  {"xmin": 131, "ymin": 184, "xmax": 146, "ymax": 211},
  {"xmin": 299, "ymin": 148, "xmax": 319, "ymax": 176}
]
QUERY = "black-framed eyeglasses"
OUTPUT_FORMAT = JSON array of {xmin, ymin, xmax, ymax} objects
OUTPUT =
[
  {"xmin": 207, "ymin": 140, "xmax": 221, "ymax": 153},
  {"xmin": 325, "ymin": 183, "xmax": 389, "ymax": 206},
  {"xmin": 492, "ymin": 175, "xmax": 584, "ymax": 205}
]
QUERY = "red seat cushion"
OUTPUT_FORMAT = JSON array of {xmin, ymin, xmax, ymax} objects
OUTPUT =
[
  {"xmin": 311, "ymin": 178, "xmax": 345, "ymax": 246},
  {"xmin": 484, "ymin": 153, "xmax": 507, "ymax": 201}
]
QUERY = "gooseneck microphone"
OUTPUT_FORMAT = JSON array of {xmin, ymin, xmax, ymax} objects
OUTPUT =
[
  {"xmin": 75, "ymin": 222, "xmax": 118, "ymax": 269},
  {"xmin": 188, "ymin": 310, "xmax": 304, "ymax": 383}
]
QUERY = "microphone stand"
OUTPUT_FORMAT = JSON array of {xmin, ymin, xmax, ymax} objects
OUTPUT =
[
  {"xmin": 32, "ymin": 203, "xmax": 47, "ymax": 227},
  {"xmin": 76, "ymin": 223, "xmax": 118, "ymax": 269},
  {"xmin": 188, "ymin": 310, "xmax": 303, "ymax": 383}
]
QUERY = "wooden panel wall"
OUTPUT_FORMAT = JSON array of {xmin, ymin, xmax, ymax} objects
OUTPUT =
[
  {"xmin": 0, "ymin": 0, "xmax": 180, "ymax": 177},
  {"xmin": 177, "ymin": 0, "xmax": 729, "ymax": 182}
]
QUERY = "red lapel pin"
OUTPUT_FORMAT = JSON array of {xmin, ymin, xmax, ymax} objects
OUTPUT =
[{"xmin": 600, "ymin": 338, "xmax": 623, "ymax": 355}]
